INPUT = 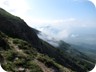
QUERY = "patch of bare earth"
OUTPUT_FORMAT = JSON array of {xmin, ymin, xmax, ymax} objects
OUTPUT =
[{"xmin": 35, "ymin": 59, "xmax": 59, "ymax": 72}]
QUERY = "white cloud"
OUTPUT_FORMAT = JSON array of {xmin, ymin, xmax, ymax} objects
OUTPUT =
[
  {"xmin": 56, "ymin": 30, "xmax": 70, "ymax": 39},
  {"xmin": 25, "ymin": 17, "xmax": 75, "ymax": 24},
  {"xmin": 0, "ymin": 0, "xmax": 30, "ymax": 18},
  {"xmin": 71, "ymin": 34, "xmax": 78, "ymax": 38},
  {"xmin": 25, "ymin": 16, "xmax": 76, "ymax": 29},
  {"xmin": 25, "ymin": 17, "xmax": 75, "ymax": 40}
]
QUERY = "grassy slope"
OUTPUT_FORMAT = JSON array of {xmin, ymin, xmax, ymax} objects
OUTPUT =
[
  {"xmin": 0, "ymin": 31, "xmax": 73, "ymax": 72},
  {"xmin": 57, "ymin": 41, "xmax": 95, "ymax": 68},
  {"xmin": 40, "ymin": 39, "xmax": 95, "ymax": 72}
]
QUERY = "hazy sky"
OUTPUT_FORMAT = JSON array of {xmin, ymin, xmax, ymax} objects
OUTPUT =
[{"xmin": 0, "ymin": 0, "xmax": 96, "ymax": 44}]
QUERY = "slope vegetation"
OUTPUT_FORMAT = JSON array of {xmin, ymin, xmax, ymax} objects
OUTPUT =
[{"xmin": 0, "ymin": 31, "xmax": 74, "ymax": 72}]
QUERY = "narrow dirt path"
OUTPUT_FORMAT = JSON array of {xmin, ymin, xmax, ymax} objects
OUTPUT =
[
  {"xmin": 7, "ymin": 38, "xmax": 27, "ymax": 56},
  {"xmin": 35, "ymin": 59, "xmax": 58, "ymax": 72}
]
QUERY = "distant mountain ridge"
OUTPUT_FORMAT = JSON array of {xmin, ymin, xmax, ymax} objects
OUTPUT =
[
  {"xmin": 38, "ymin": 31, "xmax": 95, "ymax": 62},
  {"xmin": 38, "ymin": 31, "xmax": 96, "ymax": 63}
]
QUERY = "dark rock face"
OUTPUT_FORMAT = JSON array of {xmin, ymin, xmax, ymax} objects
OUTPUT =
[{"xmin": 0, "ymin": 8, "xmax": 42, "ymax": 51}]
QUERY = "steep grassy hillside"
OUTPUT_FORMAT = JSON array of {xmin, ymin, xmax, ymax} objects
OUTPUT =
[
  {"xmin": 0, "ymin": 8, "xmax": 95, "ymax": 72},
  {"xmin": 38, "ymin": 31, "xmax": 95, "ymax": 71},
  {"xmin": 0, "ymin": 31, "xmax": 74, "ymax": 72}
]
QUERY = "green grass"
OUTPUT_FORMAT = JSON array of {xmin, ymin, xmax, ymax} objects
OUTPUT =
[
  {"xmin": 0, "ymin": 32, "xmax": 43, "ymax": 72},
  {"xmin": 0, "ymin": 31, "xmax": 74, "ymax": 72},
  {"xmin": 37, "ymin": 54, "xmax": 73, "ymax": 72}
]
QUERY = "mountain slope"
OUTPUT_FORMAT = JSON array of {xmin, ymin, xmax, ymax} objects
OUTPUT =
[
  {"xmin": 71, "ymin": 44, "xmax": 96, "ymax": 61},
  {"xmin": 0, "ymin": 31, "xmax": 73, "ymax": 72},
  {"xmin": 38, "ymin": 31, "xmax": 95, "ymax": 62},
  {"xmin": 0, "ymin": 8, "xmax": 95, "ymax": 72},
  {"xmin": 0, "ymin": 8, "xmax": 42, "ymax": 51},
  {"xmin": 38, "ymin": 31, "xmax": 95, "ymax": 71}
]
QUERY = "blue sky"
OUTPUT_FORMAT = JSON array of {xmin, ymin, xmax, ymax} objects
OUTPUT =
[
  {"xmin": 27, "ymin": 0, "xmax": 96, "ymax": 20},
  {"xmin": 0, "ymin": 0, "xmax": 96, "ymax": 44}
]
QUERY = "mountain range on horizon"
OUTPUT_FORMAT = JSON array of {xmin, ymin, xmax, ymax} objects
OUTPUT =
[
  {"xmin": 38, "ymin": 30, "xmax": 96, "ymax": 62},
  {"xmin": 0, "ymin": 8, "xmax": 95, "ymax": 72}
]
